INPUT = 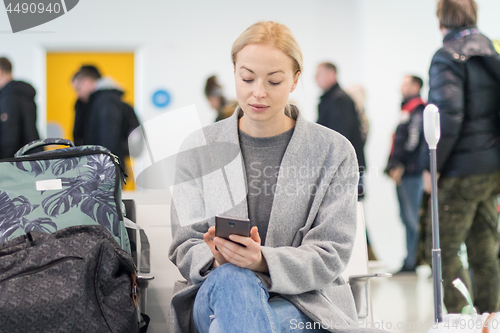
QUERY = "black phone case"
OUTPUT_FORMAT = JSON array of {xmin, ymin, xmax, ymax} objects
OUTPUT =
[{"xmin": 215, "ymin": 216, "xmax": 251, "ymax": 241}]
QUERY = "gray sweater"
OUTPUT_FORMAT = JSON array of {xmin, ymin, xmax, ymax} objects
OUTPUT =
[
  {"xmin": 168, "ymin": 105, "xmax": 360, "ymax": 333},
  {"xmin": 239, "ymin": 126, "xmax": 295, "ymax": 245}
]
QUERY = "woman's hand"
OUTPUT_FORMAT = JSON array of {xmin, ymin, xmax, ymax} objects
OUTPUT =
[
  {"xmin": 204, "ymin": 226, "xmax": 268, "ymax": 272},
  {"xmin": 204, "ymin": 226, "xmax": 229, "ymax": 268}
]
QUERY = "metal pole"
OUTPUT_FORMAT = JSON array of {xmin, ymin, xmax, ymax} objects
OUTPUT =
[{"xmin": 430, "ymin": 149, "xmax": 443, "ymax": 323}]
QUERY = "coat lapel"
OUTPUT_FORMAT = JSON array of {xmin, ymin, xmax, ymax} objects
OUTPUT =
[{"xmin": 265, "ymin": 107, "xmax": 312, "ymax": 247}]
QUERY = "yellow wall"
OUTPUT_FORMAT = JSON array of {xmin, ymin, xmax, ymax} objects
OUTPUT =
[{"xmin": 46, "ymin": 52, "xmax": 136, "ymax": 190}]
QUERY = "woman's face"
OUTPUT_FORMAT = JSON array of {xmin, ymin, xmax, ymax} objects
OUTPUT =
[{"xmin": 234, "ymin": 44, "xmax": 299, "ymax": 123}]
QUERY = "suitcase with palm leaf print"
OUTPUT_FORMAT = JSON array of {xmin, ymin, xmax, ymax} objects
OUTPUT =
[{"xmin": 0, "ymin": 138, "xmax": 131, "ymax": 253}]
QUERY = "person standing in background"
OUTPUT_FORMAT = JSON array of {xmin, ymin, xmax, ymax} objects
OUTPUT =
[
  {"xmin": 204, "ymin": 75, "xmax": 237, "ymax": 122},
  {"xmin": 316, "ymin": 62, "xmax": 366, "ymax": 199},
  {"xmin": 385, "ymin": 75, "xmax": 426, "ymax": 274},
  {"xmin": 0, "ymin": 57, "xmax": 40, "ymax": 158},
  {"xmin": 424, "ymin": 0, "xmax": 500, "ymax": 313},
  {"xmin": 71, "ymin": 65, "xmax": 140, "ymax": 165},
  {"xmin": 345, "ymin": 85, "xmax": 369, "ymax": 146},
  {"xmin": 345, "ymin": 84, "xmax": 377, "ymax": 260}
]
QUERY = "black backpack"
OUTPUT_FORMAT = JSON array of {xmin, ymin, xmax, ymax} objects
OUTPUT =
[{"xmin": 0, "ymin": 225, "xmax": 139, "ymax": 333}]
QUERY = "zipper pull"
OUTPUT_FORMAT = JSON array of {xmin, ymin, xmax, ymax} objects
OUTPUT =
[{"xmin": 110, "ymin": 153, "xmax": 128, "ymax": 184}]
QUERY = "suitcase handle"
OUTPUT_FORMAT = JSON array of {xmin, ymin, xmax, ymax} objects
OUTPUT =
[{"xmin": 15, "ymin": 138, "xmax": 75, "ymax": 157}]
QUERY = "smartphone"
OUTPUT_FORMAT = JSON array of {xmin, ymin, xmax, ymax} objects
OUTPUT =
[{"xmin": 215, "ymin": 216, "xmax": 251, "ymax": 245}]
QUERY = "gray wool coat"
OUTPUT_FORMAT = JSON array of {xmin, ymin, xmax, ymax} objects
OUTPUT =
[{"xmin": 168, "ymin": 105, "xmax": 360, "ymax": 333}]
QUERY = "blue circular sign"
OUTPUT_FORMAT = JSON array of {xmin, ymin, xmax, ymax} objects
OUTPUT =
[{"xmin": 152, "ymin": 90, "xmax": 171, "ymax": 108}]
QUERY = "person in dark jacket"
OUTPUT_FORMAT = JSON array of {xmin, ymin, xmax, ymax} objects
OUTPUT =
[
  {"xmin": 0, "ymin": 57, "xmax": 40, "ymax": 159},
  {"xmin": 316, "ymin": 62, "xmax": 366, "ymax": 198},
  {"xmin": 386, "ymin": 75, "xmax": 426, "ymax": 274},
  {"xmin": 72, "ymin": 65, "xmax": 138, "ymax": 164},
  {"xmin": 423, "ymin": 0, "xmax": 500, "ymax": 314}
]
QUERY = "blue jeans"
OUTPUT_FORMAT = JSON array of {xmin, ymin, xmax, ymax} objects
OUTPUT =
[
  {"xmin": 193, "ymin": 263, "xmax": 327, "ymax": 333},
  {"xmin": 396, "ymin": 174, "xmax": 423, "ymax": 269}
]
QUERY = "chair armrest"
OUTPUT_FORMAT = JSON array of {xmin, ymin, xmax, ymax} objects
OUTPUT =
[
  {"xmin": 137, "ymin": 275, "xmax": 154, "ymax": 288},
  {"xmin": 348, "ymin": 273, "xmax": 391, "ymax": 319},
  {"xmin": 136, "ymin": 276, "xmax": 154, "ymax": 313},
  {"xmin": 137, "ymin": 275, "xmax": 155, "ymax": 281},
  {"xmin": 349, "ymin": 273, "xmax": 392, "ymax": 282}
]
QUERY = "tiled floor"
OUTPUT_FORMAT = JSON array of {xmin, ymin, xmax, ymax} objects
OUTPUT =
[{"xmin": 369, "ymin": 265, "xmax": 437, "ymax": 333}]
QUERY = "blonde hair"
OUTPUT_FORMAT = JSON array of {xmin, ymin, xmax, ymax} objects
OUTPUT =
[{"xmin": 231, "ymin": 21, "xmax": 303, "ymax": 75}]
